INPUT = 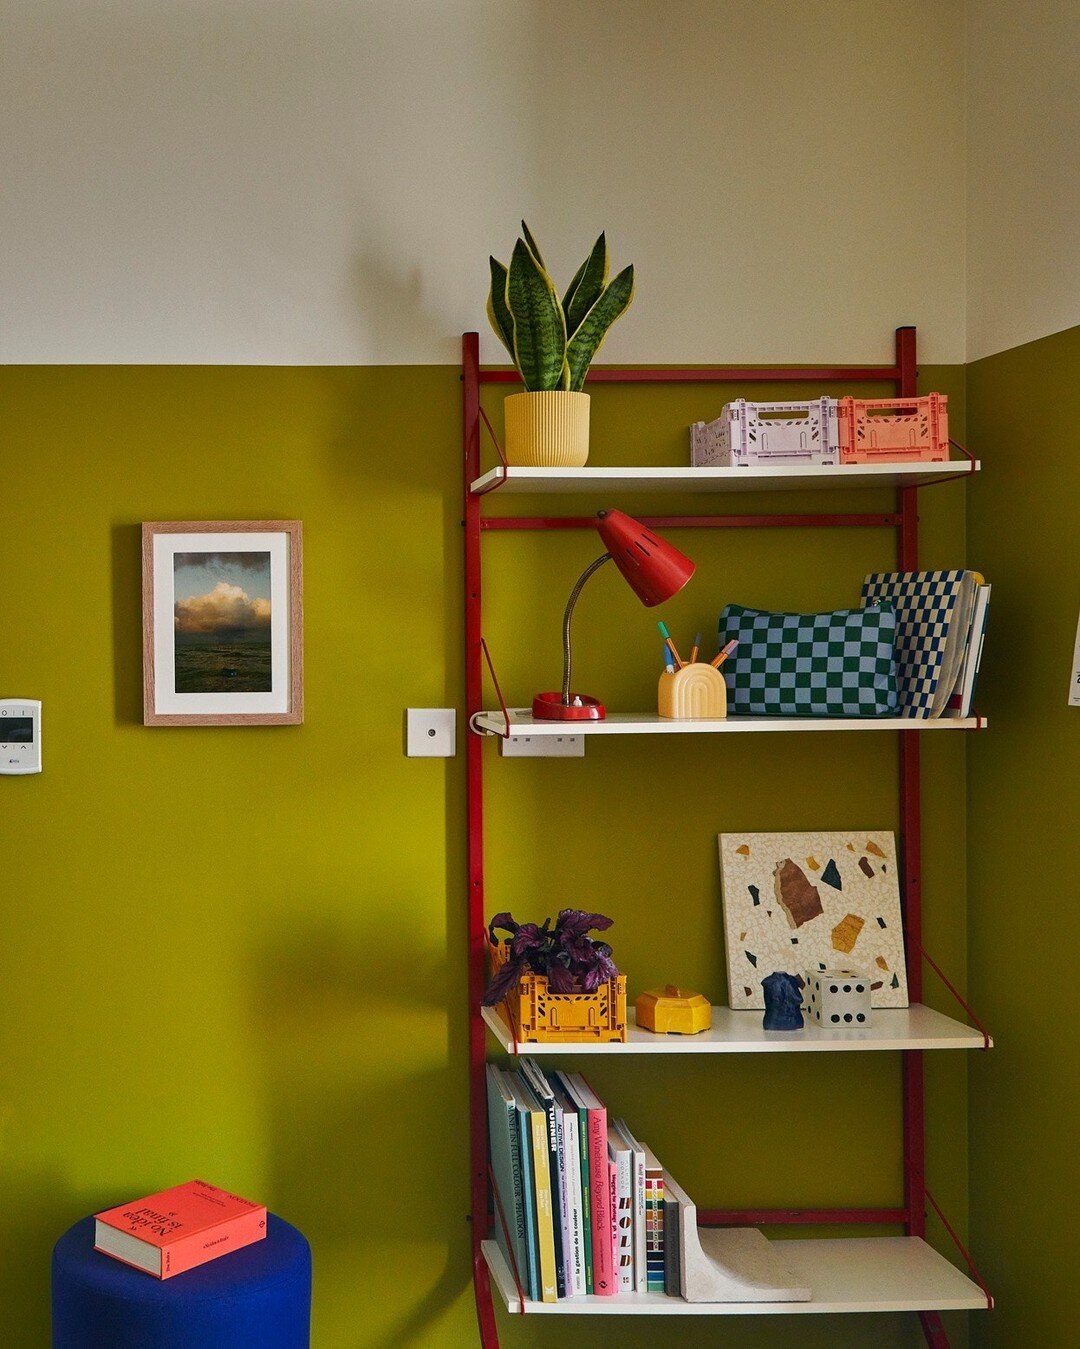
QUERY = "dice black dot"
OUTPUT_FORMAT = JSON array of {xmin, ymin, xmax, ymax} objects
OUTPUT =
[
  {"xmin": 856, "ymin": 984, "xmax": 865, "ymax": 993},
  {"xmin": 843, "ymin": 1013, "xmax": 853, "ymax": 1022},
  {"xmin": 856, "ymin": 1013, "xmax": 866, "ymax": 1023},
  {"xmin": 830, "ymin": 1014, "xmax": 840, "ymax": 1023},
  {"xmin": 843, "ymin": 984, "xmax": 851, "ymax": 992},
  {"xmin": 829, "ymin": 984, "xmax": 838, "ymax": 994}
]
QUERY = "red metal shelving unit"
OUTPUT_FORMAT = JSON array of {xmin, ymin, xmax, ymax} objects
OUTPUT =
[{"xmin": 461, "ymin": 328, "xmax": 990, "ymax": 1346}]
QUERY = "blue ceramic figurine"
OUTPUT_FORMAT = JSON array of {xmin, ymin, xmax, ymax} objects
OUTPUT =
[{"xmin": 761, "ymin": 971, "xmax": 804, "ymax": 1030}]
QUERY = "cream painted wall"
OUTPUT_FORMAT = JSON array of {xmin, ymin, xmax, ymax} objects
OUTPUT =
[
  {"xmin": 1, "ymin": 0, "xmax": 966, "ymax": 365},
  {"xmin": 966, "ymin": 0, "xmax": 1080, "ymax": 360}
]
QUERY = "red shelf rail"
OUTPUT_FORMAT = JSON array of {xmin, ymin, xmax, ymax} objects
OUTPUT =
[{"xmin": 462, "ymin": 327, "xmax": 987, "ymax": 1345}]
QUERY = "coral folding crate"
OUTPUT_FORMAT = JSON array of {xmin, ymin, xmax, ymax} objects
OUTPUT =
[
  {"xmin": 837, "ymin": 392, "xmax": 949, "ymax": 464},
  {"xmin": 690, "ymin": 397, "xmax": 839, "ymax": 467}
]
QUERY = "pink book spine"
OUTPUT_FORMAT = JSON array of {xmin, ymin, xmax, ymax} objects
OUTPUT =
[
  {"xmin": 586, "ymin": 1108, "xmax": 614, "ymax": 1295},
  {"xmin": 608, "ymin": 1159, "xmax": 620, "ymax": 1291},
  {"xmin": 161, "ymin": 1207, "xmax": 267, "ymax": 1278}
]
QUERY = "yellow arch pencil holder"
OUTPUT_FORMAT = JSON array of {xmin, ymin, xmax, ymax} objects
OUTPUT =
[{"xmin": 659, "ymin": 663, "xmax": 728, "ymax": 719}]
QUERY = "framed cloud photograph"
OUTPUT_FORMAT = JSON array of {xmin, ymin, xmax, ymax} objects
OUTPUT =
[{"xmin": 142, "ymin": 521, "xmax": 303, "ymax": 726}]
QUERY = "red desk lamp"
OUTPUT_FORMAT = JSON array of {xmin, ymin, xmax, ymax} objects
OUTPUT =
[{"xmin": 533, "ymin": 510, "xmax": 695, "ymax": 721}]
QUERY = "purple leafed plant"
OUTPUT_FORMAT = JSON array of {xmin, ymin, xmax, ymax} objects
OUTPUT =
[{"xmin": 482, "ymin": 909, "xmax": 618, "ymax": 1007}]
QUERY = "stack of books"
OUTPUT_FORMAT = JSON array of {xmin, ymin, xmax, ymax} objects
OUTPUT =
[
  {"xmin": 861, "ymin": 569, "xmax": 990, "ymax": 719},
  {"xmin": 486, "ymin": 1064, "xmax": 669, "ymax": 1302}
]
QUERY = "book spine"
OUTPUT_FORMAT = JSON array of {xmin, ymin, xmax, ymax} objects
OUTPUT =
[
  {"xmin": 610, "ymin": 1146, "xmax": 633, "ymax": 1293},
  {"xmin": 576, "ymin": 1105, "xmax": 593, "ymax": 1292},
  {"xmin": 507, "ymin": 1105, "xmax": 528, "ymax": 1274},
  {"xmin": 548, "ymin": 1097, "xmax": 567, "ymax": 1298},
  {"xmin": 162, "ymin": 1208, "xmax": 266, "ymax": 1278},
  {"xmin": 608, "ymin": 1159, "xmax": 620, "ymax": 1292},
  {"xmin": 521, "ymin": 1063, "xmax": 565, "ymax": 1299},
  {"xmin": 515, "ymin": 1109, "xmax": 540, "ymax": 1301},
  {"xmin": 561, "ymin": 1109, "xmax": 586, "ymax": 1296},
  {"xmin": 486, "ymin": 1072, "xmax": 529, "ymax": 1293},
  {"xmin": 645, "ymin": 1169, "xmax": 665, "ymax": 1293},
  {"xmin": 586, "ymin": 1108, "xmax": 614, "ymax": 1295},
  {"xmin": 963, "ymin": 588, "xmax": 990, "ymax": 716},
  {"xmin": 631, "ymin": 1145, "xmax": 646, "ymax": 1292},
  {"xmin": 528, "ymin": 1106, "xmax": 559, "ymax": 1303}
]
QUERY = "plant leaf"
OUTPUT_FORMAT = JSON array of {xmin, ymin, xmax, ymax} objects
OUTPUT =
[
  {"xmin": 547, "ymin": 961, "xmax": 577, "ymax": 993},
  {"xmin": 520, "ymin": 220, "xmax": 546, "ymax": 271},
  {"xmin": 593, "ymin": 946, "xmax": 619, "ymax": 982},
  {"xmin": 482, "ymin": 956, "xmax": 525, "ymax": 1006},
  {"xmin": 580, "ymin": 964, "xmax": 603, "ymax": 992},
  {"xmin": 510, "ymin": 921, "xmax": 548, "ymax": 959},
  {"xmin": 556, "ymin": 909, "xmax": 614, "ymax": 938},
  {"xmin": 486, "ymin": 257, "xmax": 514, "ymax": 359},
  {"xmin": 488, "ymin": 911, "xmax": 518, "ymax": 942},
  {"xmin": 566, "ymin": 264, "xmax": 635, "ymax": 392},
  {"xmin": 562, "ymin": 233, "xmax": 608, "ymax": 339},
  {"xmin": 506, "ymin": 238, "xmax": 567, "ymax": 391}
]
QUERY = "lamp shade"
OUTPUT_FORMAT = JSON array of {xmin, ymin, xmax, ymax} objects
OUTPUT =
[{"xmin": 595, "ymin": 510, "xmax": 695, "ymax": 607}]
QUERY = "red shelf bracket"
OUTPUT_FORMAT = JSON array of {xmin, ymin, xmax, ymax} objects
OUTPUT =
[
  {"xmin": 487, "ymin": 1162, "xmax": 527, "ymax": 1313},
  {"xmin": 472, "ymin": 406, "xmax": 510, "ymax": 496},
  {"xmin": 919, "ymin": 945, "xmax": 992, "ymax": 1049},
  {"xmin": 924, "ymin": 1187, "xmax": 995, "ymax": 1310}
]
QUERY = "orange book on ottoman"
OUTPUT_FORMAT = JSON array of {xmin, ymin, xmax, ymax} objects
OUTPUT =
[{"xmin": 94, "ymin": 1180, "xmax": 267, "ymax": 1279}]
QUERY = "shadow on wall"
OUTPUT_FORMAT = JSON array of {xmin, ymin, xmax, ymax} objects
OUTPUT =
[
  {"xmin": 112, "ymin": 523, "xmax": 144, "ymax": 727},
  {"xmin": 250, "ymin": 913, "xmax": 468, "ymax": 1346},
  {"xmin": 349, "ymin": 244, "xmax": 451, "ymax": 371},
  {"xmin": 0, "ymin": 1168, "xmax": 170, "ymax": 1345},
  {"xmin": 0, "ymin": 1168, "xmax": 77, "ymax": 1344}
]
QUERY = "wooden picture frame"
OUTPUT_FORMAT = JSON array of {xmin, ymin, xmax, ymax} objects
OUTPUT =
[{"xmin": 142, "ymin": 521, "xmax": 303, "ymax": 726}]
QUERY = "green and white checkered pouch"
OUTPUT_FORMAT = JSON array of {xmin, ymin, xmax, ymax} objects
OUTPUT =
[{"xmin": 719, "ymin": 603, "xmax": 898, "ymax": 717}]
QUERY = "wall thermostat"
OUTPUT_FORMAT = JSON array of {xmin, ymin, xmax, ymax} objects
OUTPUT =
[{"xmin": 0, "ymin": 700, "xmax": 41, "ymax": 774}]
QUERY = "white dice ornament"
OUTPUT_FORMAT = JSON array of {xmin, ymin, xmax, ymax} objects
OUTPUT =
[{"xmin": 804, "ymin": 969, "xmax": 872, "ymax": 1028}]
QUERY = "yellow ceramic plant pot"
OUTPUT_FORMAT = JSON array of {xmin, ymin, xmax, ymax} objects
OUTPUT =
[{"xmin": 504, "ymin": 391, "xmax": 590, "ymax": 467}]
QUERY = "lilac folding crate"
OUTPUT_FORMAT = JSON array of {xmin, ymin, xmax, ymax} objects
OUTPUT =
[{"xmin": 691, "ymin": 397, "xmax": 839, "ymax": 468}]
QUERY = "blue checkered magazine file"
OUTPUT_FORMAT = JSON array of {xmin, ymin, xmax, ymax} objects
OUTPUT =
[
  {"xmin": 860, "ymin": 571, "xmax": 979, "ymax": 717},
  {"xmin": 718, "ymin": 604, "xmax": 898, "ymax": 718}
]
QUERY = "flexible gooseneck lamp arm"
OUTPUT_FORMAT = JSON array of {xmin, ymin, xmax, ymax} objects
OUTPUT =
[
  {"xmin": 532, "ymin": 509, "xmax": 694, "ymax": 723},
  {"xmin": 561, "ymin": 553, "xmax": 612, "ymax": 705}
]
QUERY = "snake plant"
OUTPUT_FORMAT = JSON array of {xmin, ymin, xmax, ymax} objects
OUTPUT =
[{"xmin": 487, "ymin": 224, "xmax": 635, "ymax": 392}]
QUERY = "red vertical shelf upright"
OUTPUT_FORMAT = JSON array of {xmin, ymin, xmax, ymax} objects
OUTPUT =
[{"xmin": 462, "ymin": 328, "xmax": 984, "ymax": 1347}]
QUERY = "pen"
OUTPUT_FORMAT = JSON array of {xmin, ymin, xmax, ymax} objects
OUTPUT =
[
  {"xmin": 711, "ymin": 638, "xmax": 739, "ymax": 669},
  {"xmin": 657, "ymin": 620, "xmax": 685, "ymax": 669},
  {"xmin": 662, "ymin": 643, "xmax": 675, "ymax": 674}
]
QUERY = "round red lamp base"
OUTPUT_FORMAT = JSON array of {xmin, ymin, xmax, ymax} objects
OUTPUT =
[{"xmin": 532, "ymin": 691, "xmax": 606, "ymax": 721}]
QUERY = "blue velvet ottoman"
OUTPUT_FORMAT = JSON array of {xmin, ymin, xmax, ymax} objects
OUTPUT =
[{"xmin": 52, "ymin": 1213, "xmax": 311, "ymax": 1348}]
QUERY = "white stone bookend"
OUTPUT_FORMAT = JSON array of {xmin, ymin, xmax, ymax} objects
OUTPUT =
[{"xmin": 680, "ymin": 1209, "xmax": 811, "ymax": 1302}]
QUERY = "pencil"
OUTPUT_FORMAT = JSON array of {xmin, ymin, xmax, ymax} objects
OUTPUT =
[
  {"xmin": 711, "ymin": 638, "xmax": 739, "ymax": 669},
  {"xmin": 690, "ymin": 632, "xmax": 701, "ymax": 665}
]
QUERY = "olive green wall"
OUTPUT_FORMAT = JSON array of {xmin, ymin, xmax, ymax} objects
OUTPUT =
[
  {"xmin": 1, "ymin": 362, "xmax": 971, "ymax": 1347},
  {"xmin": 966, "ymin": 325, "xmax": 1080, "ymax": 1347}
]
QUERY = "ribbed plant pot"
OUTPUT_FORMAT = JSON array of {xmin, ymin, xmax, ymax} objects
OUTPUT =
[{"xmin": 504, "ymin": 391, "xmax": 590, "ymax": 467}]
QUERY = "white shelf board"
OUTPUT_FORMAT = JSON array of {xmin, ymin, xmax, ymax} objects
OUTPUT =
[
  {"xmin": 474, "ymin": 710, "xmax": 984, "ymax": 736},
  {"xmin": 483, "ymin": 1004, "xmax": 990, "ymax": 1055},
  {"xmin": 482, "ymin": 1235, "xmax": 989, "ymax": 1315},
  {"xmin": 471, "ymin": 462, "xmax": 979, "ymax": 496}
]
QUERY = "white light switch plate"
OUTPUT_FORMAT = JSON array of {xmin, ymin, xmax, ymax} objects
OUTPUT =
[{"xmin": 406, "ymin": 708, "xmax": 457, "ymax": 757}]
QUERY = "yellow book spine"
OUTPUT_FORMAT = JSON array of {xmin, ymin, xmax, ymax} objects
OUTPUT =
[{"xmin": 528, "ymin": 1107, "xmax": 558, "ymax": 1302}]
